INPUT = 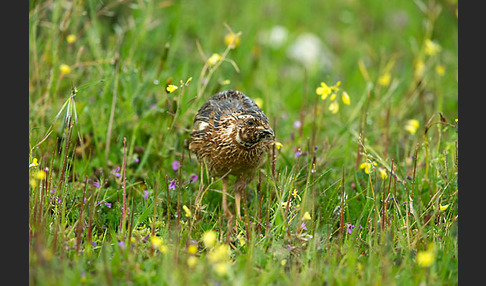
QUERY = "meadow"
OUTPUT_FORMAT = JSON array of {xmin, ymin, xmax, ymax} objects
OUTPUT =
[{"xmin": 29, "ymin": 0, "xmax": 458, "ymax": 285}]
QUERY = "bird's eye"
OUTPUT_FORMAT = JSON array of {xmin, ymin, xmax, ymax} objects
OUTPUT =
[{"xmin": 247, "ymin": 119, "xmax": 254, "ymax": 126}]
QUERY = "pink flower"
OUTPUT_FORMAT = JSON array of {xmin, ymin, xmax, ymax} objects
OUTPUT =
[{"xmin": 172, "ymin": 160, "xmax": 180, "ymax": 171}]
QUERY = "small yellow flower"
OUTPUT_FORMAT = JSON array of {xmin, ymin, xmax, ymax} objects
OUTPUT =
[
  {"xmin": 207, "ymin": 53, "xmax": 222, "ymax": 67},
  {"xmin": 220, "ymin": 79, "xmax": 231, "ymax": 85},
  {"xmin": 183, "ymin": 205, "xmax": 192, "ymax": 217},
  {"xmin": 414, "ymin": 59, "xmax": 425, "ymax": 79},
  {"xmin": 329, "ymin": 93, "xmax": 336, "ymax": 101},
  {"xmin": 378, "ymin": 72, "xmax": 391, "ymax": 86},
  {"xmin": 424, "ymin": 39, "xmax": 441, "ymax": 56},
  {"xmin": 66, "ymin": 34, "xmax": 77, "ymax": 44},
  {"xmin": 188, "ymin": 244, "xmax": 198, "ymax": 254},
  {"xmin": 254, "ymin": 98, "xmax": 263, "ymax": 108},
  {"xmin": 202, "ymin": 230, "xmax": 217, "ymax": 248},
  {"xmin": 208, "ymin": 244, "xmax": 231, "ymax": 263},
  {"xmin": 342, "ymin": 91, "xmax": 351, "ymax": 105},
  {"xmin": 274, "ymin": 142, "xmax": 283, "ymax": 150},
  {"xmin": 280, "ymin": 259, "xmax": 287, "ymax": 266},
  {"xmin": 435, "ymin": 64, "xmax": 445, "ymax": 76},
  {"xmin": 35, "ymin": 170, "xmax": 46, "ymax": 180},
  {"xmin": 237, "ymin": 231, "xmax": 246, "ymax": 247},
  {"xmin": 30, "ymin": 158, "xmax": 39, "ymax": 168},
  {"xmin": 166, "ymin": 84, "xmax": 178, "ymax": 93},
  {"xmin": 187, "ymin": 256, "xmax": 198, "ymax": 268},
  {"xmin": 150, "ymin": 236, "xmax": 163, "ymax": 249},
  {"xmin": 328, "ymin": 101, "xmax": 339, "ymax": 114},
  {"xmin": 379, "ymin": 168, "xmax": 388, "ymax": 180},
  {"xmin": 405, "ymin": 119, "xmax": 420, "ymax": 135},
  {"xmin": 159, "ymin": 245, "xmax": 169, "ymax": 253},
  {"xmin": 302, "ymin": 211, "xmax": 311, "ymax": 221},
  {"xmin": 224, "ymin": 32, "xmax": 241, "ymax": 49},
  {"xmin": 291, "ymin": 189, "xmax": 300, "ymax": 200},
  {"xmin": 316, "ymin": 82, "xmax": 332, "ymax": 100},
  {"xmin": 417, "ymin": 244, "xmax": 436, "ymax": 267},
  {"xmin": 360, "ymin": 162, "xmax": 376, "ymax": 175},
  {"xmin": 214, "ymin": 262, "xmax": 230, "ymax": 276},
  {"xmin": 439, "ymin": 204, "xmax": 449, "ymax": 211},
  {"xmin": 59, "ymin": 64, "xmax": 71, "ymax": 75},
  {"xmin": 281, "ymin": 201, "xmax": 291, "ymax": 208}
]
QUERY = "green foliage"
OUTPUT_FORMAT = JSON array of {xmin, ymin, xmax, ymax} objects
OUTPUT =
[{"xmin": 29, "ymin": 0, "xmax": 458, "ymax": 285}]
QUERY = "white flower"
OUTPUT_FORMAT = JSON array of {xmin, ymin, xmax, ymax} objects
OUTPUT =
[
  {"xmin": 261, "ymin": 25, "xmax": 288, "ymax": 48},
  {"xmin": 286, "ymin": 33, "xmax": 333, "ymax": 70}
]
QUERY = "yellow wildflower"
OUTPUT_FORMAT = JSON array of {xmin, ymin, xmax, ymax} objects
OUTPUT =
[
  {"xmin": 378, "ymin": 72, "xmax": 391, "ymax": 86},
  {"xmin": 302, "ymin": 211, "xmax": 311, "ymax": 221},
  {"xmin": 29, "ymin": 158, "xmax": 39, "ymax": 168},
  {"xmin": 150, "ymin": 236, "xmax": 163, "ymax": 249},
  {"xmin": 188, "ymin": 244, "xmax": 198, "ymax": 254},
  {"xmin": 360, "ymin": 161, "xmax": 376, "ymax": 175},
  {"xmin": 342, "ymin": 91, "xmax": 351, "ymax": 105},
  {"xmin": 66, "ymin": 34, "xmax": 76, "ymax": 44},
  {"xmin": 424, "ymin": 39, "xmax": 441, "ymax": 56},
  {"xmin": 208, "ymin": 244, "xmax": 231, "ymax": 263},
  {"xmin": 159, "ymin": 245, "xmax": 168, "ymax": 253},
  {"xmin": 182, "ymin": 205, "xmax": 192, "ymax": 217},
  {"xmin": 166, "ymin": 84, "xmax": 178, "ymax": 93},
  {"xmin": 328, "ymin": 101, "xmax": 339, "ymax": 114},
  {"xmin": 202, "ymin": 230, "xmax": 217, "ymax": 248},
  {"xmin": 435, "ymin": 64, "xmax": 445, "ymax": 76},
  {"xmin": 330, "ymin": 93, "xmax": 336, "ymax": 101},
  {"xmin": 224, "ymin": 32, "xmax": 241, "ymax": 49},
  {"xmin": 187, "ymin": 256, "xmax": 198, "ymax": 268},
  {"xmin": 316, "ymin": 82, "xmax": 332, "ymax": 100},
  {"xmin": 237, "ymin": 231, "xmax": 246, "ymax": 247},
  {"xmin": 59, "ymin": 64, "xmax": 71, "ymax": 75},
  {"xmin": 417, "ymin": 243, "xmax": 436, "ymax": 267},
  {"xmin": 405, "ymin": 119, "xmax": 420, "ymax": 135},
  {"xmin": 280, "ymin": 259, "xmax": 287, "ymax": 266},
  {"xmin": 35, "ymin": 170, "xmax": 46, "ymax": 180},
  {"xmin": 414, "ymin": 59, "xmax": 425, "ymax": 79},
  {"xmin": 439, "ymin": 204, "xmax": 449, "ymax": 211},
  {"xmin": 379, "ymin": 168, "xmax": 388, "ymax": 180},
  {"xmin": 214, "ymin": 262, "xmax": 230, "ymax": 276},
  {"xmin": 274, "ymin": 142, "xmax": 283, "ymax": 150},
  {"xmin": 207, "ymin": 53, "xmax": 222, "ymax": 67}
]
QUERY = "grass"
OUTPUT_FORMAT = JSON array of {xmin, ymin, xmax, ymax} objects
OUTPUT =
[{"xmin": 29, "ymin": 0, "xmax": 458, "ymax": 285}]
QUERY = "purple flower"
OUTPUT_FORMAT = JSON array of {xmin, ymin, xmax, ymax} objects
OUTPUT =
[
  {"xmin": 169, "ymin": 179, "xmax": 176, "ymax": 190},
  {"xmin": 346, "ymin": 223, "xmax": 355, "ymax": 234},
  {"xmin": 293, "ymin": 120, "xmax": 302, "ymax": 129},
  {"xmin": 294, "ymin": 150, "xmax": 302, "ymax": 158},
  {"xmin": 172, "ymin": 160, "xmax": 180, "ymax": 171},
  {"xmin": 93, "ymin": 181, "xmax": 101, "ymax": 188},
  {"xmin": 143, "ymin": 190, "xmax": 149, "ymax": 199},
  {"xmin": 300, "ymin": 222, "xmax": 307, "ymax": 231},
  {"xmin": 91, "ymin": 241, "xmax": 97, "ymax": 247},
  {"xmin": 118, "ymin": 240, "xmax": 125, "ymax": 250},
  {"xmin": 189, "ymin": 173, "xmax": 199, "ymax": 182},
  {"xmin": 112, "ymin": 166, "xmax": 122, "ymax": 177}
]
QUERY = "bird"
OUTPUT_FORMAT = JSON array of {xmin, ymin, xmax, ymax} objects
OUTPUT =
[{"xmin": 189, "ymin": 89, "xmax": 275, "ymax": 222}]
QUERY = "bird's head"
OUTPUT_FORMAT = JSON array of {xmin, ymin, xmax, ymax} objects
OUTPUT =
[{"xmin": 234, "ymin": 115, "xmax": 275, "ymax": 148}]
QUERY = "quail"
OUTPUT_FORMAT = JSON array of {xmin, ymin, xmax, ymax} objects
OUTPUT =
[{"xmin": 189, "ymin": 90, "xmax": 275, "ymax": 221}]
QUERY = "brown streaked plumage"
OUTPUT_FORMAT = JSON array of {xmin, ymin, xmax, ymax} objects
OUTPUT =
[{"xmin": 189, "ymin": 90, "xmax": 274, "ymax": 221}]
